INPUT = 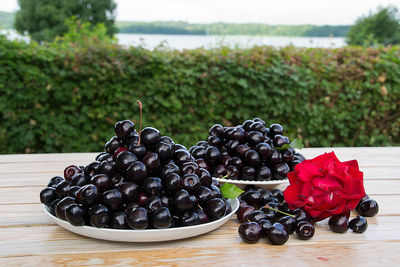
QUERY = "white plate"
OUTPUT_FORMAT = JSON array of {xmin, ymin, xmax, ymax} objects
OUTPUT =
[
  {"xmin": 43, "ymin": 198, "xmax": 239, "ymax": 242},
  {"xmin": 216, "ymin": 178, "xmax": 289, "ymax": 190}
]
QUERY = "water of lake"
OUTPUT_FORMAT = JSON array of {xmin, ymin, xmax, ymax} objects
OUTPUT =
[
  {"xmin": 116, "ymin": 33, "xmax": 346, "ymax": 50},
  {"xmin": 2, "ymin": 30, "xmax": 346, "ymax": 50}
]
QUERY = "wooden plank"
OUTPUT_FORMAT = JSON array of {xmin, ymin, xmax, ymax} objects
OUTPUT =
[
  {"xmin": 0, "ymin": 240, "xmax": 399, "ymax": 266},
  {"xmin": 0, "ymin": 180, "xmax": 397, "ymax": 205},
  {"xmin": 0, "ymin": 194, "xmax": 398, "ymax": 228},
  {"xmin": 0, "ymin": 216, "xmax": 399, "ymax": 258},
  {"xmin": 0, "ymin": 153, "xmax": 98, "ymax": 163}
]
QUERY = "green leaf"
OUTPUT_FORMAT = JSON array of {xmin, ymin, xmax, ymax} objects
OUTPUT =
[
  {"xmin": 276, "ymin": 138, "xmax": 304, "ymax": 150},
  {"xmin": 220, "ymin": 183, "xmax": 244, "ymax": 199}
]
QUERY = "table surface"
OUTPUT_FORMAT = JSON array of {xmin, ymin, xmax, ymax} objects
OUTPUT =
[{"xmin": 0, "ymin": 147, "xmax": 399, "ymax": 266}]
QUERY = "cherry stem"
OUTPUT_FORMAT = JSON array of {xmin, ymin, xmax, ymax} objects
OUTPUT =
[
  {"xmin": 220, "ymin": 173, "xmax": 231, "ymax": 179},
  {"xmin": 265, "ymin": 205, "xmax": 295, "ymax": 218},
  {"xmin": 136, "ymin": 100, "xmax": 142, "ymax": 146},
  {"xmin": 197, "ymin": 204, "xmax": 203, "ymax": 210}
]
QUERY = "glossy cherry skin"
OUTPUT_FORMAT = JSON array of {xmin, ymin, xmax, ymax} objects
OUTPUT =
[
  {"xmin": 205, "ymin": 146, "xmax": 222, "ymax": 165},
  {"xmin": 209, "ymin": 124, "xmax": 224, "ymax": 137},
  {"xmin": 142, "ymin": 177, "xmax": 163, "ymax": 196},
  {"xmin": 173, "ymin": 149, "xmax": 192, "ymax": 166},
  {"xmin": 102, "ymin": 189, "xmax": 123, "ymax": 210},
  {"xmin": 241, "ymin": 166, "xmax": 256, "ymax": 180},
  {"xmin": 47, "ymin": 176, "xmax": 64, "ymax": 188},
  {"xmin": 111, "ymin": 211, "xmax": 129, "ymax": 229},
  {"xmin": 155, "ymin": 142, "xmax": 174, "ymax": 162},
  {"xmin": 77, "ymin": 184, "xmax": 100, "ymax": 206},
  {"xmin": 71, "ymin": 173, "xmax": 88, "ymax": 187},
  {"xmin": 64, "ymin": 165, "xmax": 82, "ymax": 181},
  {"xmin": 296, "ymin": 221, "xmax": 315, "ymax": 240},
  {"xmin": 127, "ymin": 207, "xmax": 148, "ymax": 229},
  {"xmin": 118, "ymin": 182, "xmax": 139, "ymax": 202},
  {"xmin": 328, "ymin": 213, "xmax": 349, "ymax": 233},
  {"xmin": 88, "ymin": 204, "xmax": 110, "ymax": 228},
  {"xmin": 65, "ymin": 204, "xmax": 86, "ymax": 226},
  {"xmin": 257, "ymin": 166, "xmax": 272, "ymax": 181},
  {"xmin": 238, "ymin": 222, "xmax": 262, "ymax": 244},
  {"xmin": 90, "ymin": 174, "xmax": 111, "ymax": 192},
  {"xmin": 195, "ymin": 186, "xmax": 214, "ymax": 203},
  {"xmin": 129, "ymin": 144, "xmax": 147, "ymax": 160},
  {"xmin": 141, "ymin": 127, "xmax": 161, "ymax": 146},
  {"xmin": 99, "ymin": 160, "xmax": 117, "ymax": 175},
  {"xmin": 114, "ymin": 120, "xmax": 135, "ymax": 139},
  {"xmin": 255, "ymin": 143, "xmax": 273, "ymax": 160},
  {"xmin": 55, "ymin": 196, "xmax": 76, "ymax": 220},
  {"xmin": 105, "ymin": 136, "xmax": 121, "ymax": 154},
  {"xmin": 182, "ymin": 173, "xmax": 201, "ymax": 192},
  {"xmin": 278, "ymin": 215, "xmax": 296, "ymax": 234},
  {"xmin": 247, "ymin": 210, "xmax": 269, "ymax": 223},
  {"xmin": 160, "ymin": 163, "xmax": 180, "ymax": 179},
  {"xmin": 247, "ymin": 131, "xmax": 264, "ymax": 146},
  {"xmin": 145, "ymin": 196, "xmax": 163, "ymax": 213},
  {"xmin": 55, "ymin": 180, "xmax": 71, "ymax": 198},
  {"xmin": 84, "ymin": 161, "xmax": 101, "ymax": 177},
  {"xmin": 152, "ymin": 207, "xmax": 173, "ymax": 228},
  {"xmin": 269, "ymin": 123, "xmax": 284, "ymax": 137},
  {"xmin": 266, "ymin": 223, "xmax": 289, "ymax": 245},
  {"xmin": 349, "ymin": 216, "xmax": 368, "ymax": 233},
  {"xmin": 204, "ymin": 198, "xmax": 226, "ymax": 220},
  {"xmin": 357, "ymin": 199, "xmax": 379, "ymax": 217},
  {"xmin": 191, "ymin": 146, "xmax": 206, "ymax": 159},
  {"xmin": 173, "ymin": 189, "xmax": 197, "ymax": 214},
  {"xmin": 126, "ymin": 161, "xmax": 148, "ymax": 184},
  {"xmin": 180, "ymin": 211, "xmax": 201, "ymax": 226},
  {"xmin": 116, "ymin": 151, "xmax": 137, "ymax": 172},
  {"xmin": 142, "ymin": 153, "xmax": 161, "ymax": 175},
  {"xmin": 40, "ymin": 187, "xmax": 57, "ymax": 206},
  {"xmin": 182, "ymin": 162, "xmax": 200, "ymax": 175},
  {"xmin": 198, "ymin": 168, "xmax": 212, "ymax": 187}
]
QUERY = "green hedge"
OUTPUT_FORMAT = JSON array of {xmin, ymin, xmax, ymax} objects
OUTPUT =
[{"xmin": 0, "ymin": 35, "xmax": 399, "ymax": 153}]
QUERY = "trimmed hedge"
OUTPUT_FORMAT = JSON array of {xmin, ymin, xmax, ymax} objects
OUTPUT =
[{"xmin": 0, "ymin": 36, "xmax": 399, "ymax": 153}]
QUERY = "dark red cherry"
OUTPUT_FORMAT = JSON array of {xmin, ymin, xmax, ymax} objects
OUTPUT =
[
  {"xmin": 47, "ymin": 176, "xmax": 64, "ymax": 188},
  {"xmin": 77, "ymin": 184, "xmax": 100, "ymax": 206},
  {"xmin": 155, "ymin": 142, "xmax": 174, "ymax": 162},
  {"xmin": 90, "ymin": 174, "xmax": 111, "ymax": 192},
  {"xmin": 198, "ymin": 168, "xmax": 212, "ymax": 187},
  {"xmin": 55, "ymin": 180, "xmax": 71, "ymax": 198},
  {"xmin": 111, "ymin": 211, "xmax": 128, "ymax": 229},
  {"xmin": 152, "ymin": 207, "xmax": 173, "ymax": 228},
  {"xmin": 209, "ymin": 124, "xmax": 224, "ymax": 137},
  {"xmin": 142, "ymin": 153, "xmax": 161, "ymax": 175},
  {"xmin": 71, "ymin": 173, "xmax": 88, "ymax": 187},
  {"xmin": 140, "ymin": 127, "xmax": 161, "ymax": 146},
  {"xmin": 105, "ymin": 136, "xmax": 121, "ymax": 154},
  {"xmin": 102, "ymin": 189, "xmax": 123, "ymax": 210},
  {"xmin": 247, "ymin": 131, "xmax": 264, "ymax": 146},
  {"xmin": 116, "ymin": 151, "xmax": 137, "ymax": 172},
  {"xmin": 357, "ymin": 199, "xmax": 379, "ymax": 217},
  {"xmin": 55, "ymin": 196, "xmax": 76, "ymax": 220},
  {"xmin": 349, "ymin": 216, "xmax": 368, "ymax": 233},
  {"xmin": 174, "ymin": 149, "xmax": 192, "ymax": 166},
  {"xmin": 238, "ymin": 222, "xmax": 262, "ymax": 244},
  {"xmin": 40, "ymin": 187, "xmax": 57, "ymax": 206},
  {"xmin": 255, "ymin": 143, "xmax": 273, "ymax": 160},
  {"xmin": 84, "ymin": 161, "xmax": 101, "ymax": 178},
  {"xmin": 257, "ymin": 166, "xmax": 272, "ymax": 181},
  {"xmin": 64, "ymin": 165, "xmax": 81, "ymax": 181},
  {"xmin": 328, "ymin": 213, "xmax": 349, "ymax": 233},
  {"xmin": 126, "ymin": 207, "xmax": 148, "ymax": 229},
  {"xmin": 114, "ymin": 120, "xmax": 135, "ymax": 139},
  {"xmin": 182, "ymin": 162, "xmax": 200, "ymax": 175},
  {"xmin": 266, "ymin": 223, "xmax": 289, "ymax": 245},
  {"xmin": 269, "ymin": 124, "xmax": 284, "ymax": 137},
  {"xmin": 65, "ymin": 204, "xmax": 86, "ymax": 226},
  {"xmin": 182, "ymin": 173, "xmax": 201, "ymax": 192},
  {"xmin": 205, "ymin": 146, "xmax": 222, "ymax": 165},
  {"xmin": 296, "ymin": 221, "xmax": 315, "ymax": 239},
  {"xmin": 118, "ymin": 182, "xmax": 139, "ymax": 202},
  {"xmin": 126, "ymin": 161, "xmax": 148, "ymax": 184},
  {"xmin": 142, "ymin": 177, "xmax": 163, "ymax": 196},
  {"xmin": 241, "ymin": 166, "xmax": 256, "ymax": 180}
]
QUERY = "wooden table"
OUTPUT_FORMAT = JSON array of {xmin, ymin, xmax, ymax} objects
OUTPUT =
[{"xmin": 0, "ymin": 147, "xmax": 399, "ymax": 266}]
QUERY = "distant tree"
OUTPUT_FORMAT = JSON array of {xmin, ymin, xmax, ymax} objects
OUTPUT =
[
  {"xmin": 14, "ymin": 0, "xmax": 117, "ymax": 42},
  {"xmin": 347, "ymin": 6, "xmax": 400, "ymax": 46}
]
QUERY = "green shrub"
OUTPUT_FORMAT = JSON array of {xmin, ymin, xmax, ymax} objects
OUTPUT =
[{"xmin": 0, "ymin": 36, "xmax": 399, "ymax": 153}]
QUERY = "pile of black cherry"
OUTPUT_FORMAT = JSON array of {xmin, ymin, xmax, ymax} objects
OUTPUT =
[
  {"xmin": 237, "ymin": 187, "xmax": 379, "ymax": 245},
  {"xmin": 188, "ymin": 118, "xmax": 305, "ymax": 181},
  {"xmin": 40, "ymin": 120, "xmax": 231, "ymax": 229}
]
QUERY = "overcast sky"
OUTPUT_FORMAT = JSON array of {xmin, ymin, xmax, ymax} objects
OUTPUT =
[{"xmin": 2, "ymin": 0, "xmax": 400, "ymax": 25}]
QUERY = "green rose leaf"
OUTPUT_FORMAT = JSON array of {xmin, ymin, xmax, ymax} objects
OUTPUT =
[
  {"xmin": 220, "ymin": 183, "xmax": 244, "ymax": 199},
  {"xmin": 276, "ymin": 138, "xmax": 304, "ymax": 150}
]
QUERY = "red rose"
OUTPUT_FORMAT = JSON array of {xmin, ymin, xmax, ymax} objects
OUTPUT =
[{"xmin": 284, "ymin": 152, "xmax": 366, "ymax": 221}]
